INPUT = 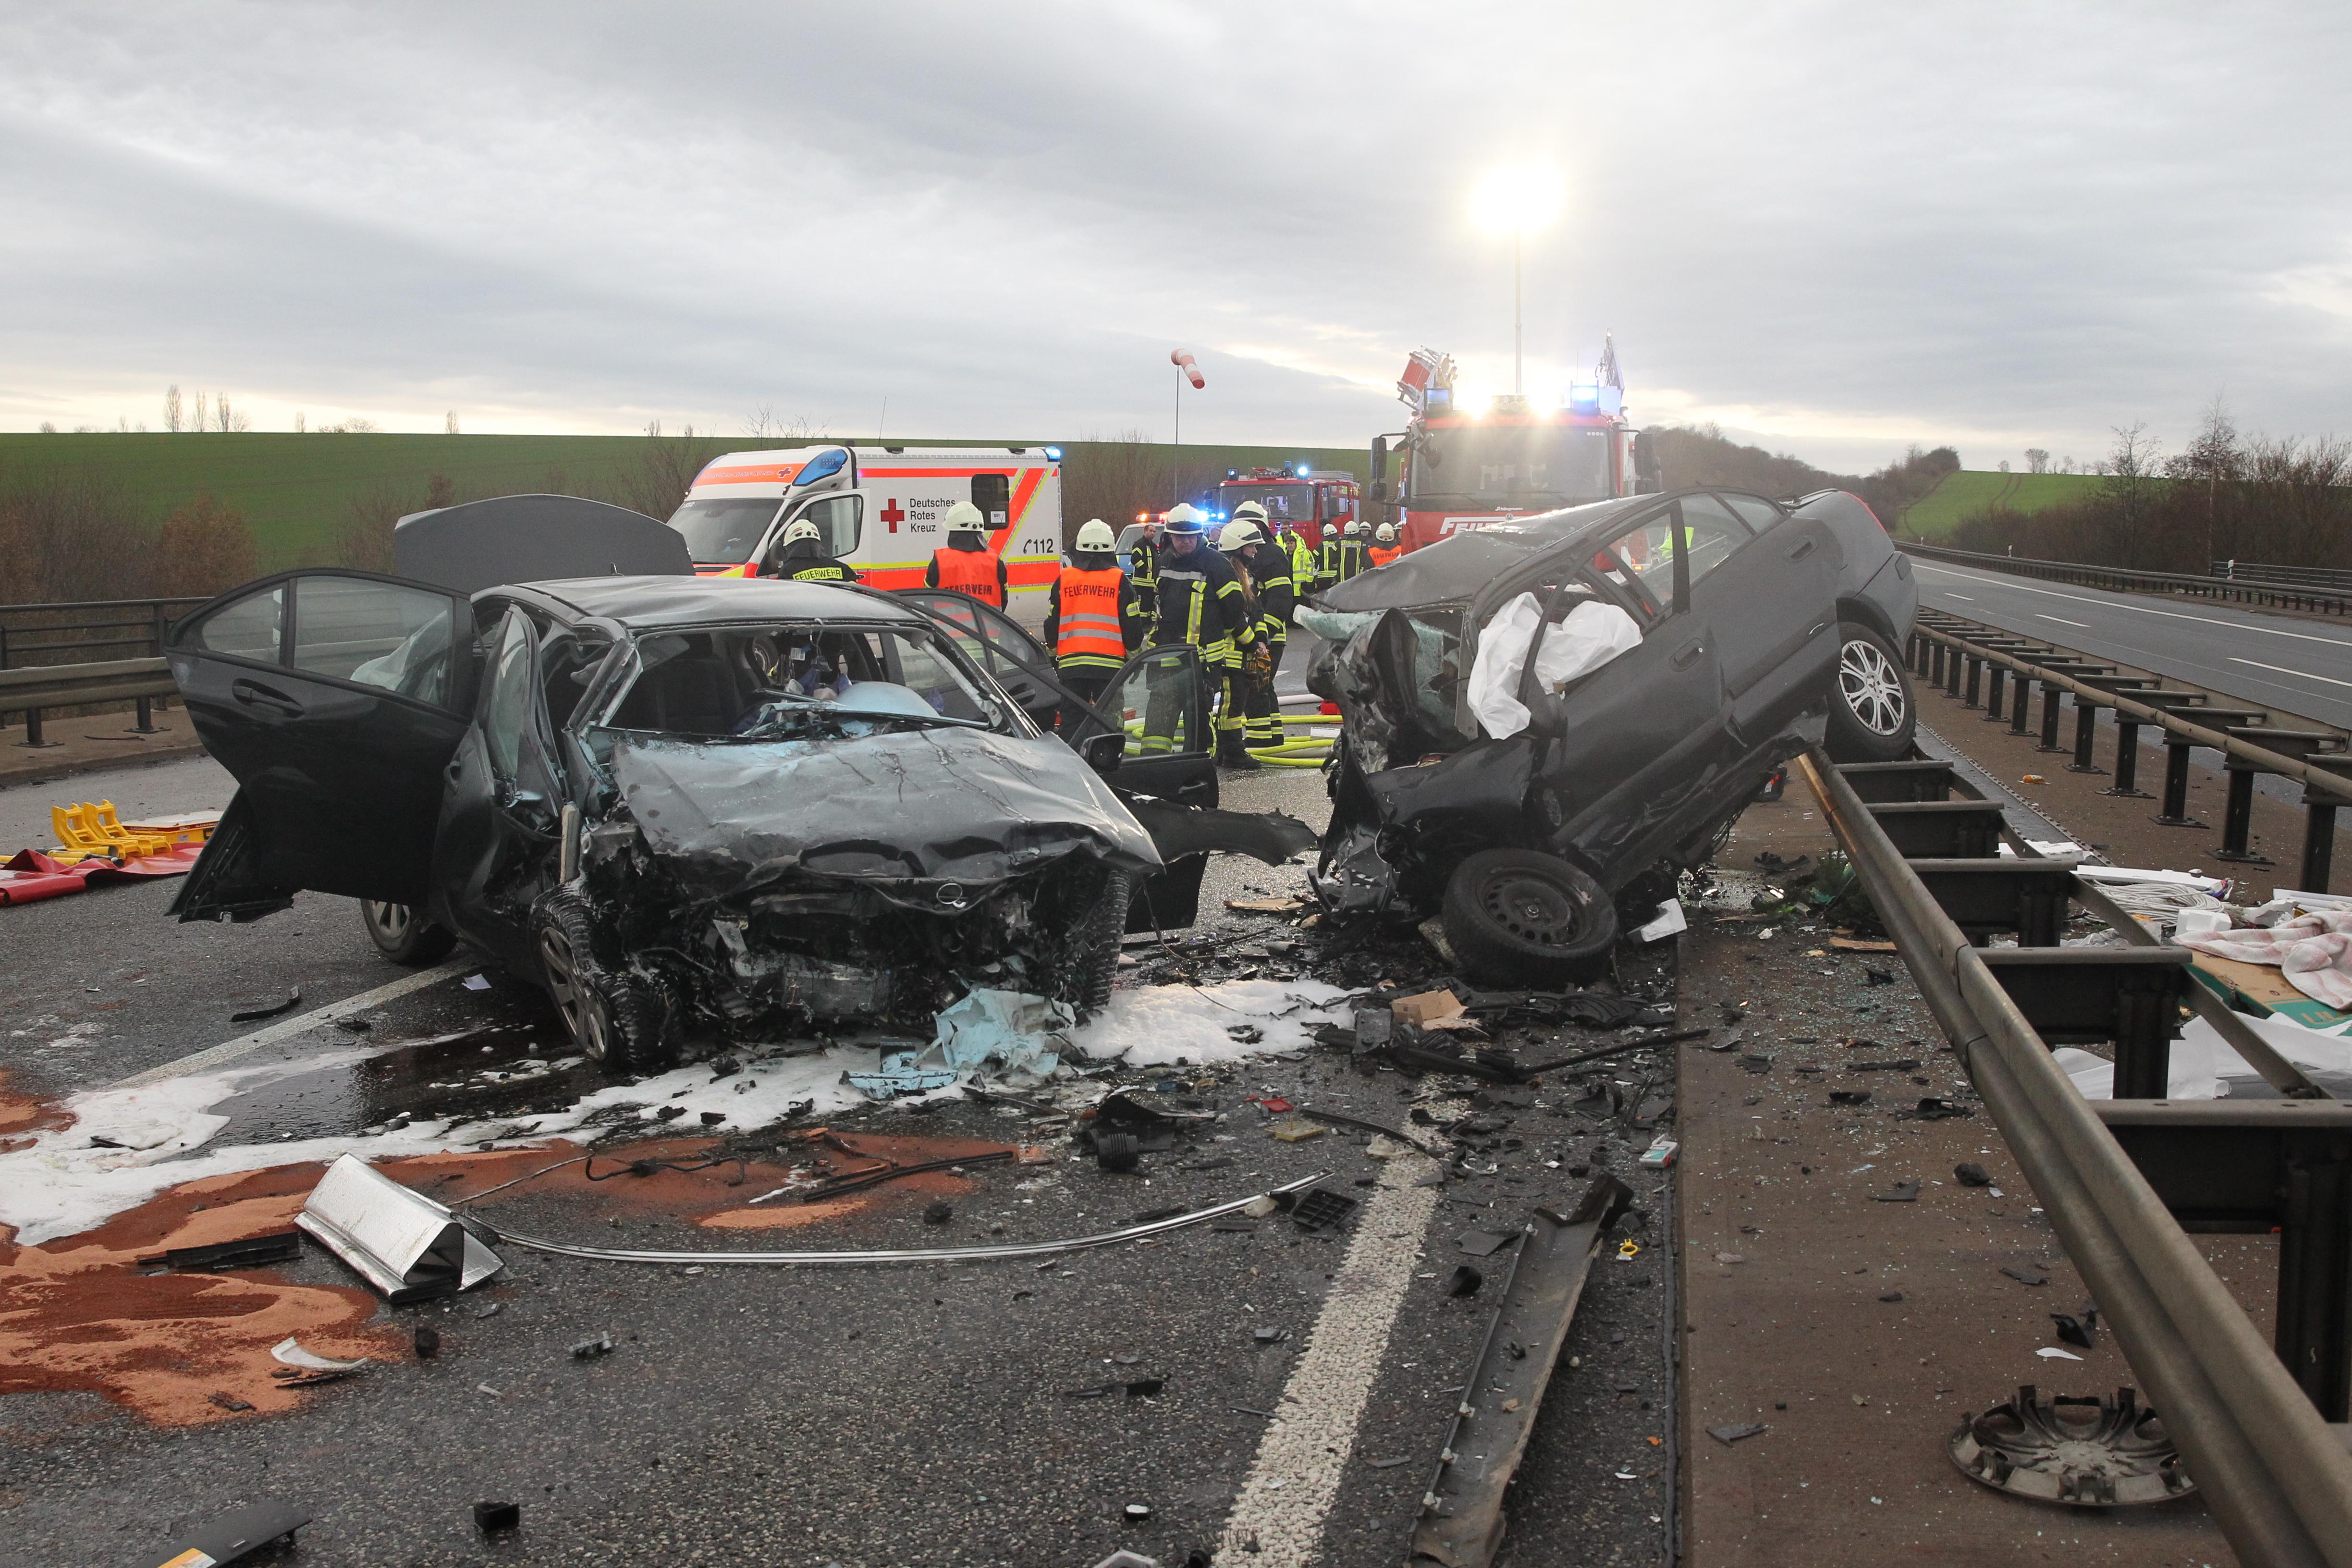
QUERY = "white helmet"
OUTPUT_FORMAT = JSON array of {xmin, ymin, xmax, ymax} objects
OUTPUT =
[
  {"xmin": 1374, "ymin": 523, "xmax": 1397, "ymax": 544},
  {"xmin": 946, "ymin": 500, "xmax": 987, "ymax": 534},
  {"xmin": 782, "ymin": 519, "xmax": 821, "ymax": 547},
  {"xmin": 1162, "ymin": 502, "xmax": 1207, "ymax": 536},
  {"xmin": 1075, "ymin": 518, "xmax": 1116, "ymax": 551},
  {"xmin": 1345, "ymin": 519, "xmax": 1366, "ymax": 539},
  {"xmin": 1232, "ymin": 500, "xmax": 1269, "ymax": 525},
  {"xmin": 1218, "ymin": 519, "xmax": 1266, "ymax": 552}
]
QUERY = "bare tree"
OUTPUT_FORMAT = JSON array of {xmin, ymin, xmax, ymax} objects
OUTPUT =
[
  {"xmin": 2097, "ymin": 422, "xmax": 2162, "ymax": 554},
  {"xmin": 164, "ymin": 384, "xmax": 183, "ymax": 433},
  {"xmin": 1997, "ymin": 459, "xmax": 2010, "ymax": 473},
  {"xmin": 294, "ymin": 411, "xmax": 306, "ymax": 434},
  {"xmin": 1060, "ymin": 430, "xmax": 1172, "ymax": 548},
  {"xmin": 214, "ymin": 396, "xmax": 248, "ymax": 432},
  {"xmin": 38, "ymin": 421, "xmax": 56, "ymax": 433},
  {"xmin": 2166, "ymin": 395, "xmax": 2243, "ymax": 563},
  {"xmin": 2024, "ymin": 448, "xmax": 2050, "ymax": 474},
  {"xmin": 445, "ymin": 410, "xmax": 461, "ymax": 435},
  {"xmin": 193, "ymin": 391, "xmax": 208, "ymax": 433}
]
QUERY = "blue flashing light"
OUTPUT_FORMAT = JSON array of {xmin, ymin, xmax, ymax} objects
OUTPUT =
[
  {"xmin": 1042, "ymin": 445, "xmax": 1063, "ymax": 460},
  {"xmin": 792, "ymin": 447, "xmax": 848, "ymax": 485},
  {"xmin": 1568, "ymin": 384, "xmax": 1601, "ymax": 412}
]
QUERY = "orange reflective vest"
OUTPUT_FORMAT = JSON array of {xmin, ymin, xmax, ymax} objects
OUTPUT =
[
  {"xmin": 1054, "ymin": 566, "xmax": 1128, "ymax": 668},
  {"xmin": 1367, "ymin": 545, "xmax": 1402, "ymax": 567},
  {"xmin": 932, "ymin": 546, "xmax": 1004, "ymax": 608}
]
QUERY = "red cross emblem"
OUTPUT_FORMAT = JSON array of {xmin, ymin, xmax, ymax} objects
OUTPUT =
[{"xmin": 880, "ymin": 498, "xmax": 906, "ymax": 533}]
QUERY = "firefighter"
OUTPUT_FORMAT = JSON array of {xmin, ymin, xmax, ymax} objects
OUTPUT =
[
  {"xmin": 1341, "ymin": 518, "xmax": 1373, "ymax": 580},
  {"xmin": 1219, "ymin": 516, "xmax": 1294, "ymax": 753},
  {"xmin": 1272, "ymin": 507, "xmax": 1318, "ymax": 593},
  {"xmin": 1044, "ymin": 519, "xmax": 1142, "ymax": 735},
  {"xmin": 924, "ymin": 501, "xmax": 1008, "ymax": 606},
  {"xmin": 1367, "ymin": 522, "xmax": 1403, "ymax": 568},
  {"xmin": 763, "ymin": 519, "xmax": 860, "ymax": 583},
  {"xmin": 1141, "ymin": 502, "xmax": 1251, "ymax": 763},
  {"xmin": 1317, "ymin": 516, "xmax": 1348, "ymax": 586},
  {"xmin": 1127, "ymin": 514, "xmax": 1161, "ymax": 619}
]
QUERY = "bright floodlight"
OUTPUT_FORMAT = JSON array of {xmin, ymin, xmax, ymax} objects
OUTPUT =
[{"xmin": 1471, "ymin": 166, "xmax": 1564, "ymax": 234}]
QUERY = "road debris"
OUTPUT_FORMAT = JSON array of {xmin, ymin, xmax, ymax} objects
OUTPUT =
[
  {"xmin": 1955, "ymin": 1162, "xmax": 1992, "ymax": 1187},
  {"xmin": 297, "ymin": 1153, "xmax": 504, "ymax": 1302},
  {"xmin": 227, "ymin": 987, "xmax": 303, "ymax": 1023},
  {"xmin": 1950, "ymin": 1386, "xmax": 2191, "ymax": 1506},
  {"xmin": 130, "ymin": 1498, "xmax": 310, "ymax": 1568},
  {"xmin": 570, "ymin": 1332, "xmax": 617, "ymax": 1358},
  {"xmin": 1707, "ymin": 1421, "xmax": 1768, "ymax": 1445},
  {"xmin": 270, "ymin": 1336, "xmax": 369, "ymax": 1373},
  {"xmin": 474, "ymin": 1500, "xmax": 522, "ymax": 1531},
  {"xmin": 136, "ymin": 1231, "xmax": 302, "ymax": 1273}
]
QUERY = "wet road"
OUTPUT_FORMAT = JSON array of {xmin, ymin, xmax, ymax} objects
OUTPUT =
[{"xmin": 1912, "ymin": 557, "xmax": 2352, "ymax": 728}]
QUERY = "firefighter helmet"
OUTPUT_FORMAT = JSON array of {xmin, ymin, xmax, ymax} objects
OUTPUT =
[
  {"xmin": 945, "ymin": 500, "xmax": 987, "ymax": 535},
  {"xmin": 1163, "ymin": 503, "xmax": 1207, "ymax": 535},
  {"xmin": 1232, "ymin": 500, "xmax": 1269, "ymax": 525},
  {"xmin": 1074, "ymin": 518, "xmax": 1116, "ymax": 552},
  {"xmin": 1217, "ymin": 519, "xmax": 1266, "ymax": 552},
  {"xmin": 1374, "ymin": 523, "xmax": 1398, "ymax": 544},
  {"xmin": 782, "ymin": 519, "xmax": 821, "ymax": 547},
  {"xmin": 1345, "ymin": 519, "xmax": 1366, "ymax": 539}
]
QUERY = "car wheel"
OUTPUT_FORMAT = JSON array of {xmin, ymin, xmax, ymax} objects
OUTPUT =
[
  {"xmin": 1441, "ymin": 848, "xmax": 1618, "ymax": 986},
  {"xmin": 1060, "ymin": 868, "xmax": 1131, "ymax": 1021},
  {"xmin": 532, "ymin": 892, "xmax": 672, "ymax": 1073},
  {"xmin": 1825, "ymin": 621, "xmax": 1916, "ymax": 763},
  {"xmin": 359, "ymin": 900, "xmax": 458, "ymax": 966}
]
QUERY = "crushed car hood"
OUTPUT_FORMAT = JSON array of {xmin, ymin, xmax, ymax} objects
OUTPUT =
[{"xmin": 606, "ymin": 727, "xmax": 1161, "ymax": 903}]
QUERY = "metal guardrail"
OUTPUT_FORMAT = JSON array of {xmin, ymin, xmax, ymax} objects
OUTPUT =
[
  {"xmin": 2214, "ymin": 561, "xmax": 2352, "ymax": 593},
  {"xmin": 0, "ymin": 657, "xmax": 178, "ymax": 748},
  {"xmin": 1901, "ymin": 542, "xmax": 2352, "ymax": 616},
  {"xmin": 1908, "ymin": 613, "xmax": 2352, "ymax": 888},
  {"xmin": 0, "ymin": 596, "xmax": 209, "ymax": 670},
  {"xmin": 1796, "ymin": 748, "xmax": 2352, "ymax": 1568}
]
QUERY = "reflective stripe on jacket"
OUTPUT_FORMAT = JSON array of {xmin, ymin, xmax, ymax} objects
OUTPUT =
[{"xmin": 1053, "ymin": 566, "xmax": 1129, "ymax": 669}]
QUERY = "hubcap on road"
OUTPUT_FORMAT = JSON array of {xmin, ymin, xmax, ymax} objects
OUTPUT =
[{"xmin": 1839, "ymin": 638, "xmax": 1907, "ymax": 735}]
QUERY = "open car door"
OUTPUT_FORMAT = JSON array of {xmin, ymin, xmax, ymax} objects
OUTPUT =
[
  {"xmin": 165, "ymin": 569, "xmax": 477, "ymax": 921},
  {"xmin": 896, "ymin": 588, "xmax": 1065, "ymax": 731}
]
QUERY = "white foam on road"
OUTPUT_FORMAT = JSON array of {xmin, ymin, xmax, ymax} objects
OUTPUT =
[
  {"xmin": 1215, "ymin": 1152, "xmax": 1443, "ymax": 1565},
  {"xmin": 0, "ymin": 975, "xmax": 1351, "ymax": 1246}
]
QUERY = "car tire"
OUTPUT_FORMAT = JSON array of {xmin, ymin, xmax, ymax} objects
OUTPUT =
[
  {"xmin": 1062, "ymin": 867, "xmax": 1131, "ymax": 1021},
  {"xmin": 359, "ymin": 900, "xmax": 458, "ymax": 966},
  {"xmin": 1825, "ymin": 621, "xmax": 1916, "ymax": 763},
  {"xmin": 532, "ymin": 892, "xmax": 673, "ymax": 1074},
  {"xmin": 1441, "ymin": 848, "xmax": 1618, "ymax": 986}
]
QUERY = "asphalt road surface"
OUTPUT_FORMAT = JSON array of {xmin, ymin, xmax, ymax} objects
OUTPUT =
[
  {"xmin": 1912, "ymin": 558, "xmax": 2352, "ymax": 729},
  {"xmin": 1, "ymin": 746, "xmax": 1678, "ymax": 1568}
]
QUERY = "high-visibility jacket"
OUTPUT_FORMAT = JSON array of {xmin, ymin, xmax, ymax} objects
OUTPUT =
[
  {"xmin": 1283, "ymin": 531, "xmax": 1317, "ymax": 591},
  {"xmin": 1367, "ymin": 544, "xmax": 1401, "ymax": 568},
  {"xmin": 930, "ymin": 544, "xmax": 1004, "ymax": 607},
  {"xmin": 1248, "ymin": 550, "xmax": 1295, "ymax": 647},
  {"xmin": 1151, "ymin": 541, "xmax": 1247, "ymax": 669},
  {"xmin": 1047, "ymin": 564, "xmax": 1134, "ymax": 671},
  {"xmin": 1318, "ymin": 536, "xmax": 1345, "ymax": 586},
  {"xmin": 769, "ymin": 542, "xmax": 859, "ymax": 584}
]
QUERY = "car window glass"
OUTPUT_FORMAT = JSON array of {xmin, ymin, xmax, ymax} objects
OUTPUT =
[
  {"xmin": 794, "ymin": 493, "xmax": 862, "ymax": 557},
  {"xmin": 665, "ymin": 498, "xmax": 780, "ymax": 565},
  {"xmin": 972, "ymin": 474, "xmax": 1012, "ymax": 531},
  {"xmin": 295, "ymin": 577, "xmax": 458, "ymax": 708},
  {"xmin": 481, "ymin": 612, "xmax": 535, "ymax": 778},
  {"xmin": 601, "ymin": 625, "xmax": 1001, "ymax": 739},
  {"xmin": 1119, "ymin": 647, "xmax": 1202, "ymax": 756},
  {"xmin": 1675, "ymin": 495, "xmax": 1751, "ymax": 590},
  {"xmin": 1723, "ymin": 494, "xmax": 1784, "ymax": 532},
  {"xmin": 188, "ymin": 585, "xmax": 284, "ymax": 662},
  {"xmin": 1592, "ymin": 521, "xmax": 1674, "ymax": 616}
]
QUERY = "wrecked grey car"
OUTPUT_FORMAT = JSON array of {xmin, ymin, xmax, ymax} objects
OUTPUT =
[
  {"xmin": 163, "ymin": 498, "xmax": 1306, "ymax": 1070},
  {"xmin": 1306, "ymin": 487, "xmax": 1859, "ymax": 982}
]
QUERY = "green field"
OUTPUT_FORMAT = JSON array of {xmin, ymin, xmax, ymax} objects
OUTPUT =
[
  {"xmin": 0, "ymin": 433, "xmax": 1369, "ymax": 570},
  {"xmin": 1898, "ymin": 469, "xmax": 2108, "ymax": 539}
]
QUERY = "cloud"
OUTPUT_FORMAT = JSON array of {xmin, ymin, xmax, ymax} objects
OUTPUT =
[{"xmin": 3, "ymin": 1, "xmax": 2347, "ymax": 469}]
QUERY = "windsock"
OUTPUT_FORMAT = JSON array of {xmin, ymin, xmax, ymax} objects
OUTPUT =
[{"xmin": 1171, "ymin": 349, "xmax": 1204, "ymax": 390}]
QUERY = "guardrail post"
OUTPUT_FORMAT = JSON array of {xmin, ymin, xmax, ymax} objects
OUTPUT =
[
  {"xmin": 2216, "ymin": 761, "xmax": 2268, "ymax": 863},
  {"xmin": 1982, "ymin": 662, "xmax": 2006, "ymax": 721},
  {"xmin": 2009, "ymin": 673, "xmax": 2032, "ymax": 734},
  {"xmin": 2107, "ymin": 718, "xmax": 2152, "ymax": 797},
  {"xmin": 1942, "ymin": 649, "xmax": 1961, "ymax": 697},
  {"xmin": 128, "ymin": 695, "xmax": 159, "ymax": 735},
  {"xmin": 2069, "ymin": 698, "xmax": 2104, "ymax": 773},
  {"xmin": 1930, "ymin": 642, "xmax": 1947, "ymax": 686},
  {"xmin": 2156, "ymin": 740, "xmax": 2204, "ymax": 826},
  {"xmin": 2275, "ymin": 1142, "xmax": 2352, "ymax": 1421},
  {"xmin": 16, "ymin": 705, "xmax": 59, "ymax": 748},
  {"xmin": 1962, "ymin": 654, "xmax": 1982, "ymax": 708},
  {"xmin": 2038, "ymin": 682, "xmax": 2067, "ymax": 751},
  {"xmin": 2301, "ymin": 796, "xmax": 2339, "ymax": 895}
]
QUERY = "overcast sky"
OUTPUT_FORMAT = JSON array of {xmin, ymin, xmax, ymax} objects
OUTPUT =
[{"xmin": 4, "ymin": 1, "xmax": 2346, "ymax": 472}]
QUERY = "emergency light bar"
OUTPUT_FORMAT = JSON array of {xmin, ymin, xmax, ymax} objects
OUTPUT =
[{"xmin": 1568, "ymin": 384, "xmax": 1600, "ymax": 412}]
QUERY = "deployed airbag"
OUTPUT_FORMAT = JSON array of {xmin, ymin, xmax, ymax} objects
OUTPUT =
[{"xmin": 1468, "ymin": 593, "xmax": 1644, "ymax": 740}]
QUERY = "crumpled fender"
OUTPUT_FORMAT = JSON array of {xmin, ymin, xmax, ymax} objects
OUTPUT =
[{"xmin": 1122, "ymin": 798, "xmax": 1318, "ymax": 865}]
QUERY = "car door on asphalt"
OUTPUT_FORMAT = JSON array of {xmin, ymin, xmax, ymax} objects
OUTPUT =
[
  {"xmin": 1682, "ymin": 491, "xmax": 1841, "ymax": 745},
  {"xmin": 429, "ymin": 605, "xmax": 569, "ymax": 967},
  {"xmin": 1500, "ymin": 512, "xmax": 1733, "ymax": 884},
  {"xmin": 166, "ymin": 569, "xmax": 476, "ymax": 919},
  {"xmin": 897, "ymin": 588, "xmax": 1064, "ymax": 731}
]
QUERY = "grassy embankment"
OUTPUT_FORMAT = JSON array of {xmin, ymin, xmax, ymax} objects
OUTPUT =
[{"xmin": 1897, "ymin": 470, "xmax": 2107, "ymax": 540}]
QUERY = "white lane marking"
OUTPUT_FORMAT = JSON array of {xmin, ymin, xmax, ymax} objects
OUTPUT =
[
  {"xmin": 111, "ymin": 959, "xmax": 472, "ymax": 1089},
  {"xmin": 1947, "ymin": 593, "xmax": 1974, "ymax": 601},
  {"xmin": 2230, "ymin": 657, "xmax": 2352, "ymax": 691},
  {"xmin": 1914, "ymin": 563, "xmax": 2352, "ymax": 651},
  {"xmin": 1217, "ymin": 1156, "xmax": 1442, "ymax": 1564},
  {"xmin": 2036, "ymin": 614, "xmax": 2089, "ymax": 628}
]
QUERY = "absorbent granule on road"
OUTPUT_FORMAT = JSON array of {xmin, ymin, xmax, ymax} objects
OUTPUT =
[{"xmin": 1214, "ymin": 1153, "xmax": 1443, "ymax": 1566}]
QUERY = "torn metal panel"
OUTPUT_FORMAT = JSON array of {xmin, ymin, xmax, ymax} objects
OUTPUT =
[
  {"xmin": 1411, "ymin": 1174, "xmax": 1633, "ymax": 1568},
  {"xmin": 478, "ymin": 1173, "xmax": 1329, "ymax": 1266},
  {"xmin": 1122, "ymin": 797, "xmax": 1317, "ymax": 866},
  {"xmin": 297, "ymin": 1153, "xmax": 504, "ymax": 1303}
]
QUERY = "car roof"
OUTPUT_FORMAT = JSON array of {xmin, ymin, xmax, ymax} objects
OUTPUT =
[{"xmin": 502, "ymin": 575, "xmax": 924, "ymax": 629}]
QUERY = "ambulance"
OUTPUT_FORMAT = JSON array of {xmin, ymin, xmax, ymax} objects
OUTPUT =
[{"xmin": 664, "ymin": 444, "xmax": 1065, "ymax": 599}]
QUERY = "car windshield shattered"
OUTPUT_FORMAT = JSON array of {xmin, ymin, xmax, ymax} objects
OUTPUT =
[{"xmin": 588, "ymin": 622, "xmax": 1011, "ymax": 749}]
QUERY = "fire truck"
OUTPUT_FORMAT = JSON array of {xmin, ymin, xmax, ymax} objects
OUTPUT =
[
  {"xmin": 1368, "ymin": 338, "xmax": 1659, "ymax": 553},
  {"xmin": 1213, "ymin": 463, "xmax": 1361, "ymax": 551}
]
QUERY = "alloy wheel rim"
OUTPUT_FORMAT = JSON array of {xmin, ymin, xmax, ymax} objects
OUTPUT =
[
  {"xmin": 364, "ymin": 901, "xmax": 411, "ymax": 944},
  {"xmin": 1839, "ymin": 639, "xmax": 1908, "ymax": 736},
  {"xmin": 539, "ymin": 926, "xmax": 606, "ymax": 1060}
]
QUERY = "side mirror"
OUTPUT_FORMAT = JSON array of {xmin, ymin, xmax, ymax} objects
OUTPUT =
[
  {"xmin": 1370, "ymin": 436, "xmax": 1389, "ymax": 479},
  {"xmin": 1369, "ymin": 478, "xmax": 1390, "ymax": 503},
  {"xmin": 1633, "ymin": 430, "xmax": 1662, "ymax": 495},
  {"xmin": 1079, "ymin": 731, "xmax": 1124, "ymax": 774}
]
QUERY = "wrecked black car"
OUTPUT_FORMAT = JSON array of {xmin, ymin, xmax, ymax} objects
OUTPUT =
[
  {"xmin": 163, "ymin": 497, "xmax": 1307, "ymax": 1070},
  {"xmin": 1305, "ymin": 487, "xmax": 1903, "ymax": 982}
]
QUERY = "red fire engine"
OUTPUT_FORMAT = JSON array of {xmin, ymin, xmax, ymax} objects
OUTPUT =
[
  {"xmin": 1214, "ymin": 463, "xmax": 1360, "ymax": 551},
  {"xmin": 1368, "ymin": 338, "xmax": 1658, "ymax": 553}
]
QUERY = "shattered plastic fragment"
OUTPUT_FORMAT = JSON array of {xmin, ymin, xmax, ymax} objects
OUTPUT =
[{"xmin": 1707, "ymin": 1421, "xmax": 1767, "ymax": 1445}]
